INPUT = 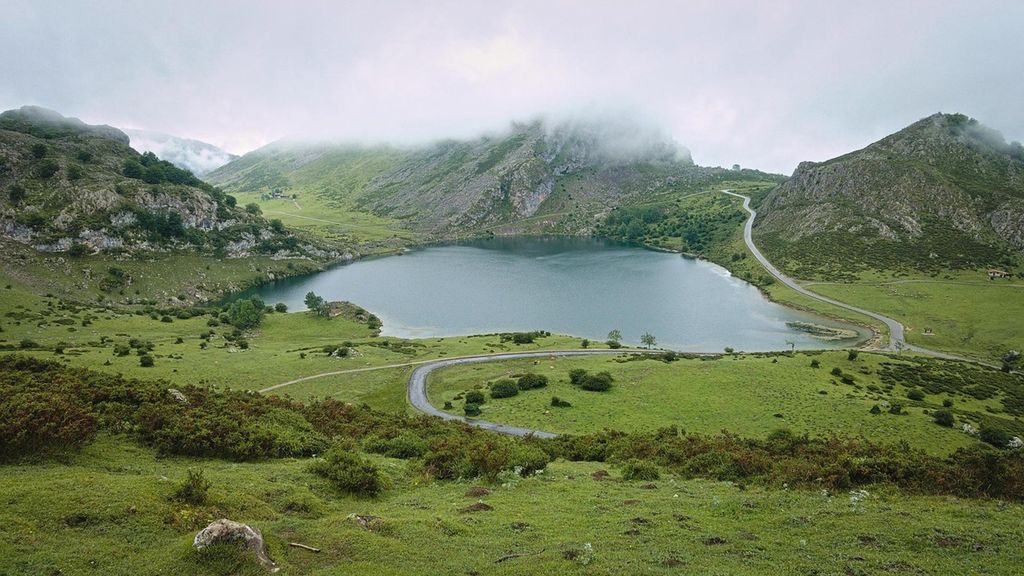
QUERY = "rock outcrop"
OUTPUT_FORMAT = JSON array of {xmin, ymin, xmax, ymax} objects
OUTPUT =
[{"xmin": 193, "ymin": 519, "xmax": 278, "ymax": 573}]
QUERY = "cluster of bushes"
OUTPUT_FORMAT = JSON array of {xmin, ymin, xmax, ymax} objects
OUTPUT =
[
  {"xmin": 0, "ymin": 356, "xmax": 552, "ymax": 489},
  {"xmin": 547, "ymin": 426, "xmax": 1024, "ymax": 500},
  {"xmin": 499, "ymin": 331, "xmax": 550, "ymax": 345},
  {"xmin": 122, "ymin": 151, "xmax": 203, "ymax": 187},
  {"xmin": 596, "ymin": 194, "xmax": 746, "ymax": 254},
  {"xmin": 879, "ymin": 359, "xmax": 1024, "ymax": 416},
  {"xmin": 569, "ymin": 368, "xmax": 614, "ymax": 391},
  {"xmin": 4, "ymin": 356, "xmax": 1022, "ymax": 501}
]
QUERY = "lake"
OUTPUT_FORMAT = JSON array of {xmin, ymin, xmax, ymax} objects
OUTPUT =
[{"xmin": 240, "ymin": 236, "xmax": 868, "ymax": 351}]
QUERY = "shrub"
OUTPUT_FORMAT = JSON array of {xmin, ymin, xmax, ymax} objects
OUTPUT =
[
  {"xmin": 810, "ymin": 359, "xmax": 820, "ymax": 368},
  {"xmin": 364, "ymin": 431, "xmax": 428, "ymax": 459},
  {"xmin": 933, "ymin": 409, "xmax": 955, "ymax": 427},
  {"xmin": 907, "ymin": 389, "xmax": 925, "ymax": 401},
  {"xmin": 980, "ymin": 426, "xmax": 1011, "ymax": 448},
  {"xmin": 511, "ymin": 332, "xmax": 535, "ymax": 344},
  {"xmin": 580, "ymin": 372, "xmax": 614, "ymax": 392},
  {"xmin": 18, "ymin": 339, "xmax": 38, "ymax": 349},
  {"xmin": 517, "ymin": 373, "xmax": 549, "ymax": 390},
  {"xmin": 581, "ymin": 339, "xmax": 589, "ymax": 348},
  {"xmin": 490, "ymin": 379, "xmax": 519, "ymax": 399},
  {"xmin": 942, "ymin": 399, "xmax": 954, "ymax": 408},
  {"xmin": 160, "ymin": 315, "xmax": 173, "ymax": 323},
  {"xmin": 308, "ymin": 443, "xmax": 389, "ymax": 496},
  {"xmin": 172, "ymin": 469, "xmax": 211, "ymax": 505},
  {"xmin": 226, "ymin": 296, "xmax": 265, "ymax": 329},
  {"xmin": 830, "ymin": 367, "xmax": 843, "ymax": 377},
  {"xmin": 464, "ymin": 390, "xmax": 485, "ymax": 405},
  {"xmin": 888, "ymin": 403, "xmax": 904, "ymax": 415},
  {"xmin": 35, "ymin": 159, "xmax": 59, "ymax": 178},
  {"xmin": 274, "ymin": 303, "xmax": 288, "ymax": 313},
  {"xmin": 551, "ymin": 396, "xmax": 572, "ymax": 408},
  {"xmin": 139, "ymin": 355, "xmax": 154, "ymax": 367},
  {"xmin": 606, "ymin": 340, "xmax": 622, "ymax": 349},
  {"xmin": 621, "ymin": 459, "xmax": 660, "ymax": 481},
  {"xmin": 464, "ymin": 403, "xmax": 481, "ymax": 417},
  {"xmin": 847, "ymin": 350, "xmax": 859, "ymax": 361},
  {"xmin": 869, "ymin": 405, "xmax": 881, "ymax": 414},
  {"xmin": 568, "ymin": 368, "xmax": 588, "ymax": 386}
]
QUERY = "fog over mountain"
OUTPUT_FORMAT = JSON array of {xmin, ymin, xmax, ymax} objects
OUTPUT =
[
  {"xmin": 2, "ymin": 1, "xmax": 1023, "ymax": 173},
  {"xmin": 125, "ymin": 129, "xmax": 238, "ymax": 176}
]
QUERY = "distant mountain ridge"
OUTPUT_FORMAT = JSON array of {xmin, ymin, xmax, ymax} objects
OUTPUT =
[
  {"xmin": 755, "ymin": 113, "xmax": 1024, "ymax": 279},
  {"xmin": 126, "ymin": 129, "xmax": 238, "ymax": 176},
  {"xmin": 207, "ymin": 118, "xmax": 775, "ymax": 236}
]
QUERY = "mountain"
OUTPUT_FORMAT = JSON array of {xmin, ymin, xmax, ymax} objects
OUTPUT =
[
  {"xmin": 755, "ymin": 113, "xmax": 1024, "ymax": 280},
  {"xmin": 125, "ymin": 129, "xmax": 238, "ymax": 176},
  {"xmin": 207, "ymin": 119, "xmax": 766, "ymax": 237},
  {"xmin": 0, "ymin": 106, "xmax": 333, "ymax": 260}
]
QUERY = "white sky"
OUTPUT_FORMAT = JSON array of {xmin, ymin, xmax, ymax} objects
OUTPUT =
[{"xmin": 2, "ymin": 0, "xmax": 1023, "ymax": 173}]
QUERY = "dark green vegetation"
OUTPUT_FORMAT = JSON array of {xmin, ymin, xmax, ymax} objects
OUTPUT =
[
  {"xmin": 756, "ymin": 113, "xmax": 1024, "ymax": 281},
  {"xmin": 208, "ymin": 119, "xmax": 783, "ymax": 241}
]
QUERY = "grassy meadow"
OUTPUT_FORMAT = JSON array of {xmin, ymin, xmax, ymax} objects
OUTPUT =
[
  {"xmin": 427, "ymin": 351, "xmax": 1023, "ymax": 456},
  {"xmin": 3, "ymin": 434, "xmax": 1022, "ymax": 576}
]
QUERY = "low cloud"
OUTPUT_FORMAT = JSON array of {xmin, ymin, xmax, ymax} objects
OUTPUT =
[{"xmin": 1, "ymin": 1, "xmax": 1022, "ymax": 173}]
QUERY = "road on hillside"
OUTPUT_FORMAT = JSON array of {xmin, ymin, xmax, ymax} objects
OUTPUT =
[
  {"xmin": 407, "ymin": 350, "xmax": 654, "ymax": 438},
  {"xmin": 722, "ymin": 190, "xmax": 971, "ymax": 362}
]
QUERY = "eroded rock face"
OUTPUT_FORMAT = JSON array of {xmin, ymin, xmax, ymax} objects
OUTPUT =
[{"xmin": 193, "ymin": 519, "xmax": 279, "ymax": 573}]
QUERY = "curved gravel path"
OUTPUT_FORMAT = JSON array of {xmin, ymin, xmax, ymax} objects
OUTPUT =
[{"xmin": 408, "ymin": 349, "xmax": 654, "ymax": 438}]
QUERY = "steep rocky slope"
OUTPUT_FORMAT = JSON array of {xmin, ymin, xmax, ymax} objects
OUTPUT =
[
  {"xmin": 0, "ymin": 106, "xmax": 334, "ymax": 261},
  {"xmin": 756, "ymin": 113, "xmax": 1024, "ymax": 279},
  {"xmin": 208, "ymin": 119, "xmax": 761, "ymax": 236}
]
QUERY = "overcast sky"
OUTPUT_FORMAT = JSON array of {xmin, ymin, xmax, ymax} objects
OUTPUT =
[{"xmin": 2, "ymin": 0, "xmax": 1023, "ymax": 173}]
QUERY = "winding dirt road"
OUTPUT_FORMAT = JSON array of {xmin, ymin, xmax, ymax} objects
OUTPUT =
[
  {"xmin": 407, "ymin": 350, "xmax": 654, "ymax": 438},
  {"xmin": 723, "ymin": 190, "xmax": 973, "ymax": 363}
]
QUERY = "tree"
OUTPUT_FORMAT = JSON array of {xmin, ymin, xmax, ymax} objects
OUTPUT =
[
  {"xmin": 607, "ymin": 329, "xmax": 622, "ymax": 344},
  {"xmin": 227, "ymin": 297, "xmax": 265, "ymax": 329},
  {"xmin": 933, "ymin": 409, "xmax": 954, "ymax": 427},
  {"xmin": 640, "ymin": 332, "xmax": 657, "ymax": 349},
  {"xmin": 31, "ymin": 143, "xmax": 47, "ymax": 158},
  {"xmin": 245, "ymin": 203, "xmax": 262, "ymax": 216},
  {"xmin": 304, "ymin": 291, "xmax": 329, "ymax": 317}
]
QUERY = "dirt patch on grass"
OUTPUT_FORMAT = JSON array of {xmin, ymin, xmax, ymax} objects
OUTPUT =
[{"xmin": 460, "ymin": 502, "xmax": 494, "ymax": 513}]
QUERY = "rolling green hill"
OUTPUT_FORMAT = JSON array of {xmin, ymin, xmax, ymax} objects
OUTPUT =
[{"xmin": 755, "ymin": 113, "xmax": 1024, "ymax": 281}]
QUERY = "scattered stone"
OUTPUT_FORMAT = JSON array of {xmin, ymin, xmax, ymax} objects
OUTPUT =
[
  {"xmin": 193, "ymin": 519, "xmax": 278, "ymax": 573},
  {"xmin": 349, "ymin": 514, "xmax": 382, "ymax": 531},
  {"xmin": 167, "ymin": 388, "xmax": 188, "ymax": 404}
]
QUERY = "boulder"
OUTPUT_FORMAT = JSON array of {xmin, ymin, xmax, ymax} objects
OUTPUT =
[{"xmin": 193, "ymin": 519, "xmax": 278, "ymax": 573}]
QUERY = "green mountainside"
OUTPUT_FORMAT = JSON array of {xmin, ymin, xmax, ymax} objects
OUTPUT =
[
  {"xmin": 755, "ymin": 113, "xmax": 1024, "ymax": 280},
  {"xmin": 208, "ymin": 119, "xmax": 779, "ymax": 238},
  {"xmin": 0, "ymin": 106, "xmax": 337, "ymax": 260}
]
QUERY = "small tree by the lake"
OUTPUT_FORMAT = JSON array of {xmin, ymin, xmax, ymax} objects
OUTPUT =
[
  {"xmin": 304, "ymin": 291, "xmax": 330, "ymax": 317},
  {"xmin": 640, "ymin": 332, "xmax": 657, "ymax": 349},
  {"xmin": 606, "ymin": 329, "xmax": 622, "ymax": 349}
]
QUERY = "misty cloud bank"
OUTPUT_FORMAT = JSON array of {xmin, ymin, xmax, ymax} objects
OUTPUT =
[{"xmin": 1, "ymin": 0, "xmax": 1022, "ymax": 173}]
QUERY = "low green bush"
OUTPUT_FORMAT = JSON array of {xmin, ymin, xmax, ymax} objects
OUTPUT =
[
  {"xmin": 933, "ymin": 409, "xmax": 954, "ymax": 427},
  {"xmin": 621, "ymin": 459, "xmax": 660, "ymax": 481},
  {"xmin": 490, "ymin": 379, "xmax": 519, "ymax": 399},
  {"xmin": 172, "ymin": 469, "xmax": 211, "ymax": 505},
  {"xmin": 464, "ymin": 390, "xmax": 485, "ymax": 405},
  {"xmin": 308, "ymin": 443, "xmax": 389, "ymax": 496},
  {"xmin": 517, "ymin": 373, "xmax": 548, "ymax": 390}
]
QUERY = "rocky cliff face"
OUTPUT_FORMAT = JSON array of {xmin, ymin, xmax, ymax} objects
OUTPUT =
[
  {"xmin": 755, "ymin": 113, "xmax": 1024, "ymax": 278},
  {"xmin": 0, "ymin": 106, "xmax": 333, "ymax": 261},
  {"xmin": 208, "ymin": 118, "xmax": 711, "ymax": 236}
]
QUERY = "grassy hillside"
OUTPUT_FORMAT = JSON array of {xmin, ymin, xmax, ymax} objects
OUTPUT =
[
  {"xmin": 208, "ymin": 120, "xmax": 783, "ymax": 243},
  {"xmin": 754, "ymin": 113, "xmax": 1024, "ymax": 282}
]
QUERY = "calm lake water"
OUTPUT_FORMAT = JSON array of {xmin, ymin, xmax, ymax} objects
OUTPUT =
[{"xmin": 241, "ymin": 236, "xmax": 867, "ymax": 351}]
